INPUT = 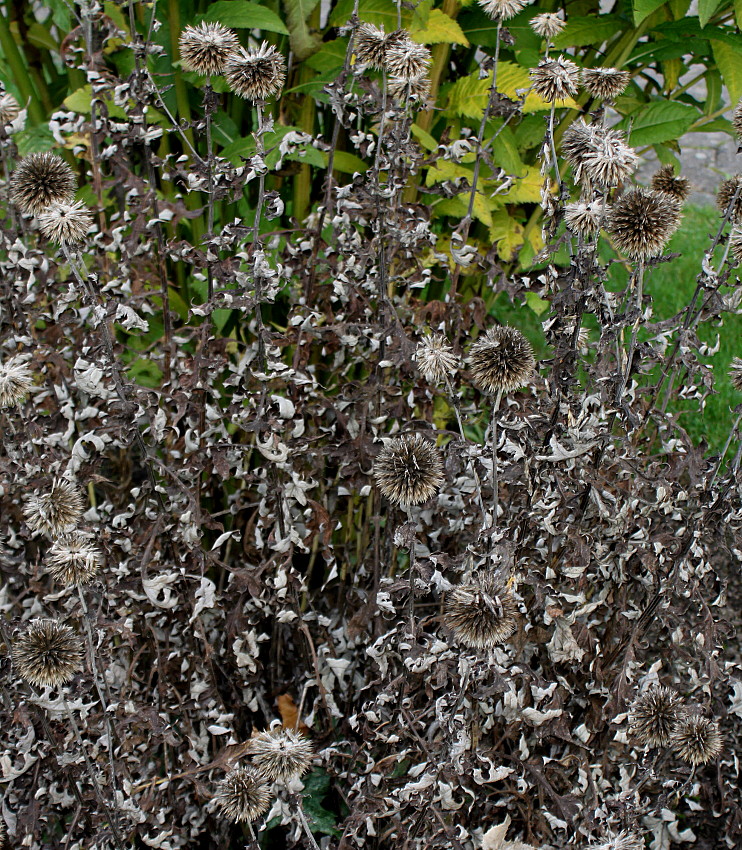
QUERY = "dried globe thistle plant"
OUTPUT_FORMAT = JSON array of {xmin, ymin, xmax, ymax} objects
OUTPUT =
[
  {"xmin": 23, "ymin": 478, "xmax": 86, "ymax": 536},
  {"xmin": 591, "ymin": 830, "xmax": 644, "ymax": 850},
  {"xmin": 178, "ymin": 22, "xmax": 239, "ymax": 77},
  {"xmin": 479, "ymin": 0, "xmax": 528, "ymax": 22},
  {"xmin": 561, "ymin": 118, "xmax": 596, "ymax": 181},
  {"xmin": 225, "ymin": 42, "xmax": 286, "ymax": 102},
  {"xmin": 415, "ymin": 334, "xmax": 458, "ymax": 384},
  {"xmin": 628, "ymin": 683, "xmax": 683, "ymax": 747},
  {"xmin": 388, "ymin": 73, "xmax": 431, "ymax": 103},
  {"xmin": 564, "ymin": 201, "xmax": 608, "ymax": 237},
  {"xmin": 671, "ymin": 714, "xmax": 723, "ymax": 766},
  {"xmin": 247, "ymin": 726, "xmax": 314, "ymax": 783},
  {"xmin": 581, "ymin": 67, "xmax": 630, "ymax": 101},
  {"xmin": 468, "ymin": 325, "xmax": 535, "ymax": 395},
  {"xmin": 607, "ymin": 187, "xmax": 682, "ymax": 260},
  {"xmin": 373, "ymin": 433, "xmax": 445, "ymax": 507},
  {"xmin": 729, "ymin": 356, "xmax": 742, "ymax": 391},
  {"xmin": 651, "ymin": 164, "xmax": 691, "ymax": 201},
  {"xmin": 729, "ymin": 232, "xmax": 742, "ymax": 266},
  {"xmin": 444, "ymin": 572, "xmax": 519, "ymax": 649},
  {"xmin": 385, "ymin": 40, "xmax": 431, "ymax": 80},
  {"xmin": 530, "ymin": 12, "xmax": 565, "ymax": 40},
  {"xmin": 733, "ymin": 97, "xmax": 742, "ymax": 139},
  {"xmin": 45, "ymin": 534, "xmax": 102, "ymax": 585},
  {"xmin": 354, "ymin": 23, "xmax": 408, "ymax": 70},
  {"xmin": 530, "ymin": 56, "xmax": 579, "ymax": 102},
  {"xmin": 580, "ymin": 130, "xmax": 638, "ymax": 189},
  {"xmin": 214, "ymin": 766, "xmax": 271, "ymax": 823},
  {"xmin": 0, "ymin": 818, "xmax": 6, "ymax": 849},
  {"xmin": 12, "ymin": 619, "xmax": 84, "ymax": 688},
  {"xmin": 9, "ymin": 152, "xmax": 77, "ymax": 216},
  {"xmin": 0, "ymin": 92, "xmax": 20, "ymax": 125},
  {"xmin": 0, "ymin": 354, "xmax": 33, "ymax": 408},
  {"xmin": 716, "ymin": 175, "xmax": 742, "ymax": 221},
  {"xmin": 37, "ymin": 200, "xmax": 93, "ymax": 245}
]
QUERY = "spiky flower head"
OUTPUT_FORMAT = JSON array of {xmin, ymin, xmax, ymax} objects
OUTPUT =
[
  {"xmin": 479, "ymin": 0, "xmax": 528, "ymax": 22},
  {"xmin": 415, "ymin": 334, "xmax": 458, "ymax": 384},
  {"xmin": 530, "ymin": 56, "xmax": 579, "ymax": 103},
  {"xmin": 12, "ymin": 620, "xmax": 84, "ymax": 688},
  {"xmin": 728, "ymin": 357, "xmax": 742, "ymax": 391},
  {"xmin": 354, "ymin": 23, "xmax": 409, "ymax": 70},
  {"xmin": 0, "ymin": 817, "xmax": 6, "ymax": 848},
  {"xmin": 45, "ymin": 534, "xmax": 102, "ymax": 585},
  {"xmin": 10, "ymin": 152, "xmax": 76, "ymax": 216},
  {"xmin": 716, "ymin": 175, "xmax": 742, "ymax": 221},
  {"xmin": 563, "ymin": 201, "xmax": 608, "ymax": 237},
  {"xmin": 651, "ymin": 164, "xmax": 690, "ymax": 201},
  {"xmin": 178, "ymin": 22, "xmax": 239, "ymax": 76},
  {"xmin": 444, "ymin": 572, "xmax": 519, "ymax": 649},
  {"xmin": 247, "ymin": 726, "xmax": 314, "ymax": 782},
  {"xmin": 590, "ymin": 830, "xmax": 644, "ymax": 850},
  {"xmin": 225, "ymin": 42, "xmax": 286, "ymax": 102},
  {"xmin": 607, "ymin": 187, "xmax": 682, "ymax": 261},
  {"xmin": 373, "ymin": 433, "xmax": 445, "ymax": 506},
  {"xmin": 530, "ymin": 12, "xmax": 565, "ymax": 40},
  {"xmin": 729, "ymin": 232, "xmax": 742, "ymax": 266},
  {"xmin": 214, "ymin": 766, "xmax": 271, "ymax": 823},
  {"xmin": 0, "ymin": 92, "xmax": 20, "ymax": 126},
  {"xmin": 580, "ymin": 129, "xmax": 637, "ymax": 189},
  {"xmin": 23, "ymin": 478, "xmax": 86, "ymax": 536},
  {"xmin": 468, "ymin": 325, "xmax": 535, "ymax": 395},
  {"xmin": 561, "ymin": 118, "xmax": 595, "ymax": 180},
  {"xmin": 385, "ymin": 40, "xmax": 431, "ymax": 80},
  {"xmin": 671, "ymin": 714, "xmax": 723, "ymax": 766},
  {"xmin": 389, "ymin": 73, "xmax": 431, "ymax": 103},
  {"xmin": 581, "ymin": 67, "xmax": 630, "ymax": 101},
  {"xmin": 733, "ymin": 97, "xmax": 742, "ymax": 140},
  {"xmin": 37, "ymin": 200, "xmax": 92, "ymax": 245},
  {"xmin": 0, "ymin": 354, "xmax": 33, "ymax": 408},
  {"xmin": 628, "ymin": 684, "xmax": 683, "ymax": 747}
]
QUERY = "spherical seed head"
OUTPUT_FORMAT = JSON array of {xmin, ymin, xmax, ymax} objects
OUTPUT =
[
  {"xmin": 0, "ymin": 817, "xmax": 6, "ymax": 848},
  {"xmin": 12, "ymin": 619, "xmax": 84, "ymax": 688},
  {"xmin": 729, "ymin": 232, "xmax": 742, "ymax": 266},
  {"xmin": 607, "ymin": 187, "xmax": 682, "ymax": 261},
  {"xmin": 561, "ymin": 118, "xmax": 595, "ymax": 181},
  {"xmin": 36, "ymin": 200, "xmax": 92, "ymax": 245},
  {"xmin": 671, "ymin": 714, "xmax": 723, "ymax": 766},
  {"xmin": 716, "ymin": 175, "xmax": 742, "ymax": 221},
  {"xmin": 729, "ymin": 357, "xmax": 742, "ymax": 391},
  {"xmin": 628, "ymin": 684, "xmax": 683, "ymax": 747},
  {"xmin": 0, "ymin": 92, "xmax": 20, "ymax": 125},
  {"xmin": 247, "ymin": 727, "xmax": 314, "ymax": 782},
  {"xmin": 225, "ymin": 42, "xmax": 286, "ymax": 102},
  {"xmin": 444, "ymin": 572, "xmax": 519, "ymax": 649},
  {"xmin": 581, "ymin": 67, "xmax": 630, "ymax": 101},
  {"xmin": 563, "ymin": 201, "xmax": 608, "ymax": 237},
  {"xmin": 23, "ymin": 478, "xmax": 86, "ymax": 536},
  {"xmin": 388, "ymin": 73, "xmax": 431, "ymax": 104},
  {"xmin": 651, "ymin": 164, "xmax": 690, "ymax": 201},
  {"xmin": 468, "ymin": 325, "xmax": 535, "ymax": 394},
  {"xmin": 734, "ymin": 97, "xmax": 742, "ymax": 139},
  {"xmin": 591, "ymin": 830, "xmax": 644, "ymax": 850},
  {"xmin": 530, "ymin": 12, "xmax": 565, "ymax": 40},
  {"xmin": 178, "ymin": 22, "xmax": 239, "ymax": 76},
  {"xmin": 415, "ymin": 334, "xmax": 458, "ymax": 384},
  {"xmin": 45, "ymin": 533, "xmax": 102, "ymax": 585},
  {"xmin": 385, "ymin": 39, "xmax": 431, "ymax": 80},
  {"xmin": 373, "ymin": 433, "xmax": 445, "ymax": 507},
  {"xmin": 530, "ymin": 56, "xmax": 579, "ymax": 102},
  {"xmin": 355, "ymin": 24, "xmax": 409, "ymax": 69},
  {"xmin": 580, "ymin": 129, "xmax": 637, "ymax": 189},
  {"xmin": 214, "ymin": 766, "xmax": 271, "ymax": 823},
  {"xmin": 0, "ymin": 354, "xmax": 33, "ymax": 408},
  {"xmin": 479, "ymin": 0, "xmax": 528, "ymax": 22},
  {"xmin": 10, "ymin": 153, "xmax": 76, "ymax": 216}
]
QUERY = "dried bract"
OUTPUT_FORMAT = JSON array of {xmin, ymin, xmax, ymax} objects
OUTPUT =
[
  {"xmin": 0, "ymin": 355, "xmax": 33, "ymax": 408},
  {"xmin": 0, "ymin": 818, "xmax": 6, "ymax": 849},
  {"xmin": 12, "ymin": 620, "xmax": 84, "ymax": 688},
  {"xmin": 385, "ymin": 40, "xmax": 431, "ymax": 80},
  {"xmin": 179, "ymin": 22, "xmax": 239, "ymax": 76},
  {"xmin": 373, "ymin": 433, "xmax": 445, "ymax": 506},
  {"xmin": 734, "ymin": 96, "xmax": 742, "ymax": 139},
  {"xmin": 581, "ymin": 67, "xmax": 630, "ymax": 101},
  {"xmin": 607, "ymin": 187, "xmax": 681, "ymax": 260},
  {"xmin": 530, "ymin": 56, "xmax": 579, "ymax": 102},
  {"xmin": 247, "ymin": 727, "xmax": 314, "ymax": 782},
  {"xmin": 580, "ymin": 129, "xmax": 637, "ymax": 189},
  {"xmin": 388, "ymin": 74, "xmax": 431, "ymax": 103},
  {"xmin": 590, "ymin": 831, "xmax": 644, "ymax": 850},
  {"xmin": 37, "ymin": 201, "xmax": 92, "ymax": 245},
  {"xmin": 354, "ymin": 23, "xmax": 408, "ymax": 70},
  {"xmin": 225, "ymin": 42, "xmax": 286, "ymax": 102},
  {"xmin": 214, "ymin": 766, "xmax": 271, "ymax": 822},
  {"xmin": 651, "ymin": 164, "xmax": 691, "ymax": 201},
  {"xmin": 530, "ymin": 12, "xmax": 565, "ymax": 40},
  {"xmin": 716, "ymin": 175, "xmax": 742, "ymax": 221},
  {"xmin": 729, "ymin": 232, "xmax": 742, "ymax": 266},
  {"xmin": 45, "ymin": 534, "xmax": 102, "ymax": 585},
  {"xmin": 10, "ymin": 152, "xmax": 76, "ymax": 216},
  {"xmin": 23, "ymin": 478, "xmax": 86, "ymax": 536},
  {"xmin": 628, "ymin": 684, "xmax": 683, "ymax": 747},
  {"xmin": 479, "ymin": 0, "xmax": 528, "ymax": 22},
  {"xmin": 563, "ymin": 201, "xmax": 607, "ymax": 237},
  {"xmin": 415, "ymin": 334, "xmax": 458, "ymax": 384},
  {"xmin": 671, "ymin": 714, "xmax": 723, "ymax": 766},
  {"xmin": 729, "ymin": 356, "xmax": 742, "ymax": 391},
  {"xmin": 444, "ymin": 573, "xmax": 519, "ymax": 649},
  {"xmin": 0, "ymin": 92, "xmax": 20, "ymax": 125},
  {"xmin": 468, "ymin": 325, "xmax": 535, "ymax": 394}
]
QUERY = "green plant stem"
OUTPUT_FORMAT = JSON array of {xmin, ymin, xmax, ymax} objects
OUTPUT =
[{"xmin": 0, "ymin": 5, "xmax": 44, "ymax": 124}]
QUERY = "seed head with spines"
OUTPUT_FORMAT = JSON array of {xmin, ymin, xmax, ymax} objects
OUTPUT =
[
  {"xmin": 563, "ymin": 201, "xmax": 608, "ymax": 237},
  {"xmin": 590, "ymin": 831, "xmax": 644, "ymax": 850},
  {"xmin": 530, "ymin": 56, "xmax": 580, "ymax": 102},
  {"xmin": 628, "ymin": 683, "xmax": 683, "ymax": 747},
  {"xmin": 580, "ymin": 129, "xmax": 637, "ymax": 189},
  {"xmin": 607, "ymin": 187, "xmax": 682, "ymax": 261},
  {"xmin": 247, "ymin": 726, "xmax": 314, "ymax": 783},
  {"xmin": 468, "ymin": 325, "xmax": 535, "ymax": 395},
  {"xmin": 354, "ymin": 23, "xmax": 409, "ymax": 70},
  {"xmin": 373, "ymin": 433, "xmax": 445, "ymax": 507},
  {"xmin": 733, "ymin": 96, "xmax": 742, "ymax": 140},
  {"xmin": 225, "ymin": 42, "xmax": 286, "ymax": 102},
  {"xmin": 651, "ymin": 164, "xmax": 690, "ymax": 201},
  {"xmin": 385, "ymin": 40, "xmax": 431, "ymax": 80},
  {"xmin": 12, "ymin": 619, "xmax": 84, "ymax": 688},
  {"xmin": 670, "ymin": 714, "xmax": 723, "ymax": 766},
  {"xmin": 389, "ymin": 73, "xmax": 431, "ymax": 103},
  {"xmin": 716, "ymin": 175, "xmax": 742, "ymax": 221},
  {"xmin": 444, "ymin": 572, "xmax": 519, "ymax": 649},
  {"xmin": 415, "ymin": 334, "xmax": 458, "ymax": 384},
  {"xmin": 45, "ymin": 533, "xmax": 102, "ymax": 585},
  {"xmin": 560, "ymin": 118, "xmax": 596, "ymax": 182},
  {"xmin": 37, "ymin": 201, "xmax": 92, "ymax": 245},
  {"xmin": 10, "ymin": 152, "xmax": 76, "ymax": 216},
  {"xmin": 0, "ymin": 355, "xmax": 33, "ymax": 408},
  {"xmin": 23, "ymin": 478, "xmax": 86, "ymax": 536},
  {"xmin": 179, "ymin": 22, "xmax": 239, "ymax": 76},
  {"xmin": 0, "ymin": 92, "xmax": 20, "ymax": 126},
  {"xmin": 581, "ymin": 67, "xmax": 630, "ymax": 101},
  {"xmin": 479, "ymin": 0, "xmax": 528, "ymax": 22},
  {"xmin": 214, "ymin": 766, "xmax": 271, "ymax": 822},
  {"xmin": 530, "ymin": 12, "xmax": 564, "ymax": 40}
]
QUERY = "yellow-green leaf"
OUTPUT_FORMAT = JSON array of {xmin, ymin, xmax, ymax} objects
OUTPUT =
[
  {"xmin": 711, "ymin": 40, "xmax": 742, "ymax": 106},
  {"xmin": 497, "ymin": 166, "xmax": 543, "ymax": 204},
  {"xmin": 525, "ymin": 291, "xmax": 550, "ymax": 316},
  {"xmin": 282, "ymin": 0, "xmax": 322, "ymax": 60},
  {"xmin": 425, "ymin": 159, "xmax": 471, "ymax": 186},
  {"xmin": 411, "ymin": 9, "xmax": 469, "ymax": 45},
  {"xmin": 411, "ymin": 123, "xmax": 437, "ymax": 151}
]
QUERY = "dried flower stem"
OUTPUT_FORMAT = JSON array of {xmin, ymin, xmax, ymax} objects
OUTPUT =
[
  {"xmin": 709, "ymin": 410, "xmax": 742, "ymax": 491},
  {"xmin": 489, "ymin": 389, "xmax": 503, "ymax": 533},
  {"xmin": 444, "ymin": 377, "xmax": 487, "ymax": 522},
  {"xmin": 405, "ymin": 505, "xmax": 418, "ymax": 635},
  {"xmin": 616, "ymin": 260, "xmax": 644, "ymax": 407},
  {"xmin": 295, "ymin": 800, "xmax": 322, "ymax": 850},
  {"xmin": 252, "ymin": 102, "xmax": 269, "ymax": 372}
]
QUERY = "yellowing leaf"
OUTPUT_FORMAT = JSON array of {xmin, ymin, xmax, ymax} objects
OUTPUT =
[
  {"xmin": 425, "ymin": 159, "xmax": 472, "ymax": 187},
  {"xmin": 435, "ymin": 192, "xmax": 494, "ymax": 227},
  {"xmin": 411, "ymin": 9, "xmax": 469, "ymax": 45},
  {"xmin": 411, "ymin": 123, "xmax": 438, "ymax": 151},
  {"xmin": 488, "ymin": 209, "xmax": 524, "ymax": 260},
  {"xmin": 498, "ymin": 166, "xmax": 543, "ymax": 204}
]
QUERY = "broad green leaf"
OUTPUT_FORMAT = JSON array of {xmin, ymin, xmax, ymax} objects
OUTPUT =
[
  {"xmin": 410, "ymin": 9, "xmax": 469, "ymax": 45},
  {"xmin": 436, "ymin": 192, "xmax": 494, "ymax": 227},
  {"xmin": 15, "ymin": 125, "xmax": 55, "ymax": 156},
  {"xmin": 711, "ymin": 40, "xmax": 742, "ymax": 105},
  {"xmin": 489, "ymin": 121, "xmax": 525, "ymax": 176},
  {"xmin": 305, "ymin": 38, "xmax": 347, "ymax": 72},
  {"xmin": 619, "ymin": 100, "xmax": 698, "ymax": 146},
  {"xmin": 525, "ymin": 292, "xmax": 550, "ymax": 316},
  {"xmin": 553, "ymin": 16, "xmax": 621, "ymax": 48},
  {"xmin": 499, "ymin": 166, "xmax": 542, "ymax": 204},
  {"xmin": 302, "ymin": 771, "xmax": 341, "ymax": 837},
  {"xmin": 736, "ymin": 0, "xmax": 742, "ymax": 27},
  {"xmin": 332, "ymin": 151, "xmax": 368, "ymax": 174},
  {"xmin": 633, "ymin": 0, "xmax": 668, "ymax": 25},
  {"xmin": 330, "ymin": 0, "xmax": 412, "ymax": 29},
  {"xmin": 202, "ymin": 1, "xmax": 289, "ymax": 34},
  {"xmin": 411, "ymin": 0, "xmax": 433, "ymax": 30},
  {"xmin": 425, "ymin": 159, "xmax": 472, "ymax": 187},
  {"xmin": 488, "ymin": 209, "xmax": 524, "ymax": 260},
  {"xmin": 27, "ymin": 23, "xmax": 58, "ymax": 53},
  {"xmin": 411, "ymin": 123, "xmax": 437, "ymax": 151},
  {"xmin": 283, "ymin": 0, "xmax": 322, "ymax": 60},
  {"xmin": 64, "ymin": 85, "xmax": 127, "ymax": 120},
  {"xmin": 698, "ymin": 0, "xmax": 724, "ymax": 26}
]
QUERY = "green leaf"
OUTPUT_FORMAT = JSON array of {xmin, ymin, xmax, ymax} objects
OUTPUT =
[
  {"xmin": 332, "ymin": 150, "xmax": 369, "ymax": 174},
  {"xmin": 525, "ymin": 291, "xmax": 550, "ymax": 316},
  {"xmin": 302, "ymin": 770, "xmax": 341, "ymax": 837},
  {"xmin": 698, "ymin": 0, "xmax": 724, "ymax": 26},
  {"xmin": 735, "ymin": 0, "xmax": 742, "ymax": 27},
  {"xmin": 305, "ymin": 38, "xmax": 347, "ymax": 72},
  {"xmin": 410, "ymin": 8, "xmax": 469, "ymax": 45},
  {"xmin": 283, "ymin": 0, "xmax": 322, "ymax": 60},
  {"xmin": 330, "ymin": 0, "xmax": 411, "ymax": 29},
  {"xmin": 201, "ymin": 1, "xmax": 289, "ymax": 34},
  {"xmin": 552, "ymin": 16, "xmax": 621, "ymax": 48},
  {"xmin": 711, "ymin": 40, "xmax": 742, "ymax": 106},
  {"xmin": 15, "ymin": 125, "xmax": 55, "ymax": 156},
  {"xmin": 489, "ymin": 121, "xmax": 525, "ymax": 176},
  {"xmin": 633, "ymin": 0, "xmax": 668, "ymax": 25},
  {"xmin": 27, "ymin": 23, "xmax": 58, "ymax": 53},
  {"xmin": 411, "ymin": 123, "xmax": 437, "ymax": 151},
  {"xmin": 127, "ymin": 358, "xmax": 164, "ymax": 389},
  {"xmin": 620, "ymin": 100, "xmax": 698, "ymax": 146}
]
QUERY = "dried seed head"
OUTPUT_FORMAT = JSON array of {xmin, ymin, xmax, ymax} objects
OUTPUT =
[
  {"xmin": 45, "ymin": 534, "xmax": 102, "ymax": 585},
  {"xmin": 479, "ymin": 0, "xmax": 528, "ymax": 22},
  {"xmin": 415, "ymin": 334, "xmax": 458, "ymax": 384},
  {"xmin": 214, "ymin": 766, "xmax": 271, "ymax": 822},
  {"xmin": 23, "ymin": 478, "xmax": 86, "ymax": 536},
  {"xmin": 580, "ymin": 129, "xmax": 637, "ymax": 189},
  {"xmin": 0, "ymin": 817, "xmax": 6, "ymax": 848},
  {"xmin": 651, "ymin": 164, "xmax": 690, "ymax": 201},
  {"xmin": 178, "ymin": 22, "xmax": 240, "ymax": 76},
  {"xmin": 561, "ymin": 118, "xmax": 595, "ymax": 180},
  {"xmin": 530, "ymin": 12, "xmax": 565, "ymax": 40},
  {"xmin": 530, "ymin": 56, "xmax": 579, "ymax": 102},
  {"xmin": 388, "ymin": 73, "xmax": 431, "ymax": 103},
  {"xmin": 628, "ymin": 684, "xmax": 683, "ymax": 747},
  {"xmin": 444, "ymin": 572, "xmax": 519, "ymax": 649},
  {"xmin": 671, "ymin": 714, "xmax": 723, "ymax": 766},
  {"xmin": 729, "ymin": 232, "xmax": 742, "ymax": 266},
  {"xmin": 12, "ymin": 620, "xmax": 84, "ymax": 688},
  {"xmin": 373, "ymin": 433, "xmax": 445, "ymax": 506},
  {"xmin": 607, "ymin": 187, "xmax": 682, "ymax": 261},
  {"xmin": 581, "ymin": 67, "xmax": 630, "ymax": 101},
  {"xmin": 0, "ymin": 354, "xmax": 33, "ymax": 408},
  {"xmin": 0, "ymin": 92, "xmax": 20, "ymax": 126},
  {"xmin": 563, "ymin": 201, "xmax": 608, "ymax": 237},
  {"xmin": 225, "ymin": 42, "xmax": 286, "ymax": 102},
  {"xmin": 590, "ymin": 830, "xmax": 644, "ymax": 850},
  {"xmin": 10, "ymin": 152, "xmax": 76, "ymax": 216},
  {"xmin": 354, "ymin": 23, "xmax": 409, "ymax": 69},
  {"xmin": 716, "ymin": 175, "xmax": 742, "ymax": 221},
  {"xmin": 729, "ymin": 357, "xmax": 742, "ymax": 391},
  {"xmin": 468, "ymin": 325, "xmax": 535, "ymax": 394},
  {"xmin": 385, "ymin": 40, "xmax": 431, "ymax": 80},
  {"xmin": 37, "ymin": 201, "xmax": 93, "ymax": 245},
  {"xmin": 247, "ymin": 727, "xmax": 314, "ymax": 782},
  {"xmin": 734, "ymin": 97, "xmax": 742, "ymax": 139}
]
